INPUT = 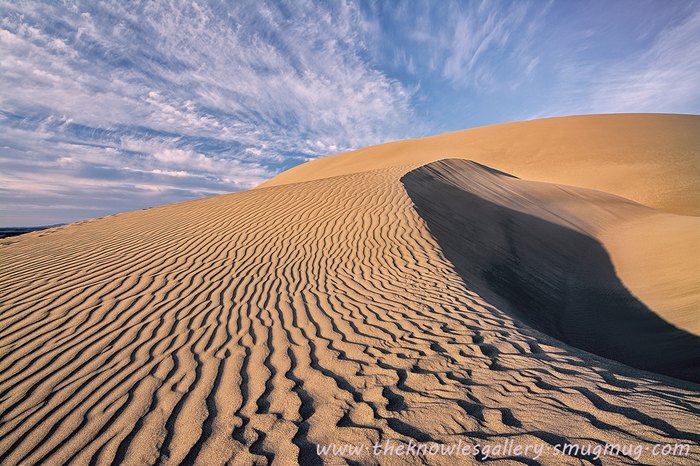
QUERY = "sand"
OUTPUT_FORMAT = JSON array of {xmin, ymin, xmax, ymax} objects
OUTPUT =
[
  {"xmin": 261, "ymin": 113, "xmax": 700, "ymax": 216},
  {"xmin": 1, "ymin": 114, "xmax": 698, "ymax": 465}
]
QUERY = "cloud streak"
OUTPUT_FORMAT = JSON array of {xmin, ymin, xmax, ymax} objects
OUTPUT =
[
  {"xmin": 0, "ymin": 0, "xmax": 413, "ymax": 225},
  {"xmin": 587, "ymin": 5, "xmax": 700, "ymax": 113},
  {"xmin": 1, "ymin": 0, "xmax": 699, "ymax": 226}
]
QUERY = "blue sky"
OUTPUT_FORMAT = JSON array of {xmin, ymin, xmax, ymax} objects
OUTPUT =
[{"xmin": 1, "ymin": 0, "xmax": 699, "ymax": 226}]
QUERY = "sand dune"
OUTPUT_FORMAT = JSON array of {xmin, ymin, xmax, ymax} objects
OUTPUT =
[
  {"xmin": 261, "ymin": 113, "xmax": 700, "ymax": 216},
  {"xmin": 1, "ymin": 114, "xmax": 699, "ymax": 465},
  {"xmin": 402, "ymin": 159, "xmax": 700, "ymax": 381}
]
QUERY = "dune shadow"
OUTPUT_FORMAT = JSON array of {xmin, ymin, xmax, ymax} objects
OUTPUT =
[{"xmin": 401, "ymin": 159, "xmax": 700, "ymax": 383}]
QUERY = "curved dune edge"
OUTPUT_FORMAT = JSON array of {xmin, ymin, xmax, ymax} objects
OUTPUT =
[
  {"xmin": 260, "ymin": 113, "xmax": 700, "ymax": 217},
  {"xmin": 600, "ymin": 213, "xmax": 700, "ymax": 334},
  {"xmin": 1, "ymin": 159, "xmax": 699, "ymax": 465},
  {"xmin": 401, "ymin": 159, "xmax": 700, "ymax": 382}
]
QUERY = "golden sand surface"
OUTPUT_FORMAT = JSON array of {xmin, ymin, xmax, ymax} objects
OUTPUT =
[{"xmin": 1, "ymin": 114, "xmax": 698, "ymax": 465}]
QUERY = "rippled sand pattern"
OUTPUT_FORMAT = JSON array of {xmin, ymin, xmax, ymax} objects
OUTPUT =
[{"xmin": 1, "ymin": 165, "xmax": 698, "ymax": 465}]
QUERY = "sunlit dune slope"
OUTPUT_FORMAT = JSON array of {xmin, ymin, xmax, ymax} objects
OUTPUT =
[
  {"xmin": 261, "ymin": 113, "xmax": 700, "ymax": 216},
  {"xmin": 1, "ymin": 114, "xmax": 699, "ymax": 465}
]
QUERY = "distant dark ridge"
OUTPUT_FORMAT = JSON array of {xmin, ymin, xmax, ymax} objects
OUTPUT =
[{"xmin": 0, "ymin": 225, "xmax": 64, "ymax": 239}]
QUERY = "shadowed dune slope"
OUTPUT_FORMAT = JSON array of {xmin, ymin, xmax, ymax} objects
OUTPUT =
[
  {"xmin": 261, "ymin": 113, "xmax": 700, "ymax": 216},
  {"xmin": 401, "ymin": 159, "xmax": 700, "ymax": 382}
]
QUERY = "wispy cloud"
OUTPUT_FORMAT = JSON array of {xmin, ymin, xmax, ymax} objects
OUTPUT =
[
  {"xmin": 363, "ymin": 0, "xmax": 548, "ymax": 90},
  {"xmin": 587, "ymin": 5, "xmax": 700, "ymax": 113},
  {"xmin": 1, "ymin": 0, "xmax": 698, "ymax": 226},
  {"xmin": 0, "ymin": 0, "xmax": 413, "ymax": 224},
  {"xmin": 528, "ymin": 1, "xmax": 700, "ymax": 118}
]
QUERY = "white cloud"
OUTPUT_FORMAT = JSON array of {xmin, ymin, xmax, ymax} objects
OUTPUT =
[
  {"xmin": 1, "ymin": 0, "xmax": 412, "ymax": 153},
  {"xmin": 529, "ymin": 2, "xmax": 700, "ymax": 118},
  {"xmin": 362, "ymin": 0, "xmax": 546, "ymax": 91},
  {"xmin": 0, "ymin": 0, "xmax": 416, "ymax": 225},
  {"xmin": 1, "ymin": 0, "xmax": 698, "ymax": 226},
  {"xmin": 587, "ymin": 7, "xmax": 700, "ymax": 112}
]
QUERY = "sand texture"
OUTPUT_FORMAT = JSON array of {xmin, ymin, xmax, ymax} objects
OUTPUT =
[
  {"xmin": 261, "ymin": 113, "xmax": 700, "ymax": 216},
  {"xmin": 1, "ymin": 114, "xmax": 699, "ymax": 465}
]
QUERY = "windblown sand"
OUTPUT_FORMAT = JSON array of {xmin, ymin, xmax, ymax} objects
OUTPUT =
[{"xmin": 1, "ymin": 114, "xmax": 699, "ymax": 465}]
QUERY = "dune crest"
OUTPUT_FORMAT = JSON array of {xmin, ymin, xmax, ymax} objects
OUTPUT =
[
  {"xmin": 1, "ymin": 114, "xmax": 699, "ymax": 465},
  {"xmin": 262, "ymin": 113, "xmax": 700, "ymax": 216}
]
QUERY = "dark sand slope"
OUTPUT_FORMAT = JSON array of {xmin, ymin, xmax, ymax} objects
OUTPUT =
[
  {"xmin": 402, "ymin": 160, "xmax": 700, "ymax": 382},
  {"xmin": 1, "ymin": 114, "xmax": 699, "ymax": 465}
]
